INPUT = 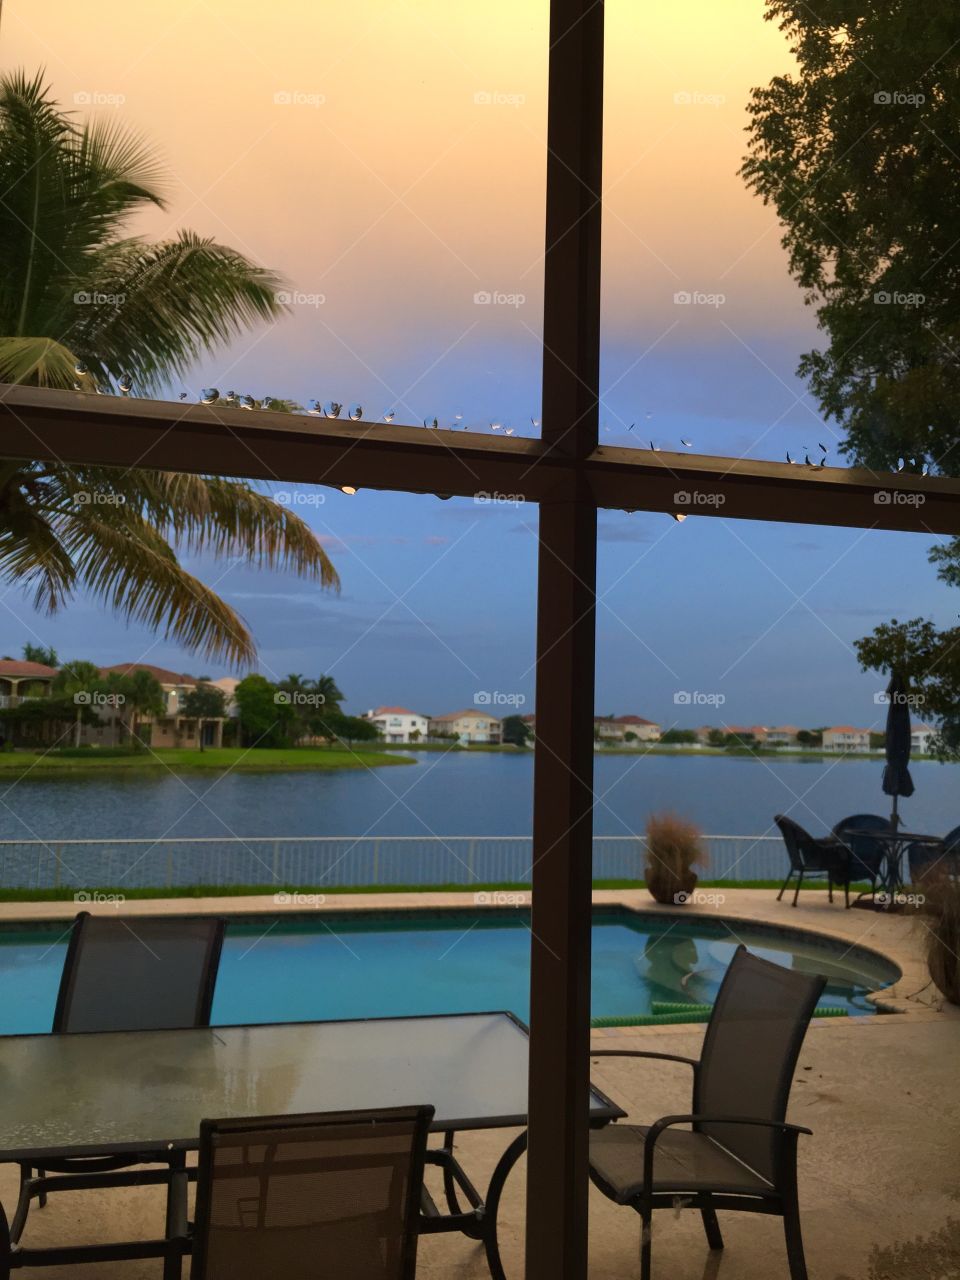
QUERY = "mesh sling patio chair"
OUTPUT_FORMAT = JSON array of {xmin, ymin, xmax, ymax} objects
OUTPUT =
[
  {"xmin": 183, "ymin": 1106, "xmax": 435, "ymax": 1280},
  {"xmin": 909, "ymin": 824, "xmax": 960, "ymax": 885},
  {"xmin": 774, "ymin": 814, "xmax": 851, "ymax": 906},
  {"xmin": 832, "ymin": 813, "xmax": 892, "ymax": 905},
  {"xmin": 11, "ymin": 911, "xmax": 226, "ymax": 1250},
  {"xmin": 589, "ymin": 946, "xmax": 826, "ymax": 1280}
]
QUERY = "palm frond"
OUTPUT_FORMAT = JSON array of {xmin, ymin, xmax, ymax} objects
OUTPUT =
[
  {"xmin": 0, "ymin": 335, "xmax": 79, "ymax": 386},
  {"xmin": 60, "ymin": 511, "xmax": 257, "ymax": 666}
]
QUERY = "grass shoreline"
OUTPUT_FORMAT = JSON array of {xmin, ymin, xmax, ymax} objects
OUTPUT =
[{"xmin": 0, "ymin": 747, "xmax": 415, "ymax": 776}]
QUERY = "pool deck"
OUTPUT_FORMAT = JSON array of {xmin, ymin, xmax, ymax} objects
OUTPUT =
[{"xmin": 1, "ymin": 889, "xmax": 958, "ymax": 1277}]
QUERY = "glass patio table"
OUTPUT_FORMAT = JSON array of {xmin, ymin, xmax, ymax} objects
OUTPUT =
[
  {"xmin": 0, "ymin": 1009, "xmax": 624, "ymax": 1278},
  {"xmin": 847, "ymin": 828, "xmax": 945, "ymax": 906}
]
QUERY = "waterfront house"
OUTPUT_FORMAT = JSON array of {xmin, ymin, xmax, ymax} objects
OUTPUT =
[
  {"xmin": 822, "ymin": 725, "xmax": 871, "ymax": 752},
  {"xmin": 0, "ymin": 658, "xmax": 57, "ymax": 708},
  {"xmin": 766, "ymin": 725, "xmax": 801, "ymax": 746},
  {"xmin": 594, "ymin": 714, "xmax": 661, "ymax": 742},
  {"xmin": 361, "ymin": 706, "xmax": 430, "ymax": 743},
  {"xmin": 428, "ymin": 709, "xmax": 502, "ymax": 744},
  {"xmin": 724, "ymin": 724, "xmax": 769, "ymax": 744},
  {"xmin": 911, "ymin": 723, "xmax": 936, "ymax": 754},
  {"xmin": 85, "ymin": 663, "xmax": 226, "ymax": 749}
]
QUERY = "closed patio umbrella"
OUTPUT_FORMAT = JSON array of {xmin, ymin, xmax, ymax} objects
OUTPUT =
[{"xmin": 881, "ymin": 671, "xmax": 914, "ymax": 830}]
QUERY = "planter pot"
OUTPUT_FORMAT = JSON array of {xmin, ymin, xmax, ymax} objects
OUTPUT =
[{"xmin": 645, "ymin": 871, "xmax": 698, "ymax": 906}]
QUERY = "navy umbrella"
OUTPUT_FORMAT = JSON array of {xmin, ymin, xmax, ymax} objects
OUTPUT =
[{"xmin": 881, "ymin": 671, "xmax": 914, "ymax": 829}]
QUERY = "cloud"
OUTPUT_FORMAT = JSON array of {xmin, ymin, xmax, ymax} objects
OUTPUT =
[{"xmin": 597, "ymin": 521, "xmax": 655, "ymax": 544}]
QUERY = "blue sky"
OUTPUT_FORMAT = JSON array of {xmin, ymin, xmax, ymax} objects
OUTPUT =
[{"xmin": 4, "ymin": 0, "xmax": 955, "ymax": 729}]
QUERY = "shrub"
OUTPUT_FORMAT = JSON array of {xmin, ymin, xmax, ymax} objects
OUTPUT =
[
  {"xmin": 920, "ymin": 874, "xmax": 960, "ymax": 1005},
  {"xmin": 644, "ymin": 812, "xmax": 707, "ymax": 905}
]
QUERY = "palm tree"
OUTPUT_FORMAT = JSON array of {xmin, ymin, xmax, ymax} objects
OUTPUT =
[{"xmin": 0, "ymin": 71, "xmax": 338, "ymax": 665}]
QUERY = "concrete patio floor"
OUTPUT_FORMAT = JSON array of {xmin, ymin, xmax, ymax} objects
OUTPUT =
[{"xmin": 1, "ymin": 890, "xmax": 958, "ymax": 1278}]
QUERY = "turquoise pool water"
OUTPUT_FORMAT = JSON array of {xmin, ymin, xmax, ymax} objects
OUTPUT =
[{"xmin": 0, "ymin": 908, "xmax": 899, "ymax": 1035}]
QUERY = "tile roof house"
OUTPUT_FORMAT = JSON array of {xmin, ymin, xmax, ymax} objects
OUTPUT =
[
  {"xmin": 88, "ymin": 663, "xmax": 223, "ymax": 749},
  {"xmin": 428, "ymin": 709, "xmax": 502, "ymax": 744},
  {"xmin": 361, "ymin": 706, "xmax": 430, "ymax": 743}
]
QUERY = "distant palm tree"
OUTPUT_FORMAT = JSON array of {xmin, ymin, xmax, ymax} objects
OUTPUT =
[{"xmin": 0, "ymin": 71, "xmax": 338, "ymax": 665}]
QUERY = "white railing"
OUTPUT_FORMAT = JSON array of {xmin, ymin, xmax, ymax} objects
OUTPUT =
[{"xmin": 0, "ymin": 834, "xmax": 783, "ymax": 891}]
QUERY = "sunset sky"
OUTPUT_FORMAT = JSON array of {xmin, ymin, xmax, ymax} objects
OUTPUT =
[{"xmin": 2, "ymin": 1, "xmax": 952, "ymax": 729}]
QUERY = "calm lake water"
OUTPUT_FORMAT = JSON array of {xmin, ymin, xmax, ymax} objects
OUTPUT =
[{"xmin": 0, "ymin": 751, "xmax": 956, "ymax": 841}]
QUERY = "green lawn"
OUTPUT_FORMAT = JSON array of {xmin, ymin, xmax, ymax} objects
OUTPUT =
[{"xmin": 0, "ymin": 746, "xmax": 415, "ymax": 775}]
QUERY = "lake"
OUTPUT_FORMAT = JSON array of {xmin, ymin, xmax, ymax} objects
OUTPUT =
[{"xmin": 0, "ymin": 750, "xmax": 956, "ymax": 842}]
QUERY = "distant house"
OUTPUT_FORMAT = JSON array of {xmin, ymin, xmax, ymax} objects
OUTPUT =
[
  {"xmin": 0, "ymin": 659, "xmax": 57, "ymax": 708},
  {"xmin": 86, "ymin": 664, "xmax": 225, "ymax": 749},
  {"xmin": 428, "ymin": 709, "xmax": 502, "ymax": 744},
  {"xmin": 521, "ymin": 714, "xmax": 536, "ymax": 739},
  {"xmin": 911, "ymin": 724, "xmax": 937, "ymax": 754},
  {"xmin": 724, "ymin": 725, "xmax": 769, "ymax": 744},
  {"xmin": 822, "ymin": 726, "xmax": 870, "ymax": 752},
  {"xmin": 766, "ymin": 725, "xmax": 800, "ymax": 746},
  {"xmin": 361, "ymin": 706, "xmax": 429, "ymax": 743},
  {"xmin": 595, "ymin": 714, "xmax": 660, "ymax": 743}
]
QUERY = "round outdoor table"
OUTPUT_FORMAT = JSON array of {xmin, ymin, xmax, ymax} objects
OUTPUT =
[{"xmin": 847, "ymin": 828, "xmax": 945, "ymax": 908}]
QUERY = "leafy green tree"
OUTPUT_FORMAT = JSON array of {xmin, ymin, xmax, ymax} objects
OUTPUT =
[
  {"xmin": 742, "ymin": 2, "xmax": 960, "ymax": 478},
  {"xmin": 181, "ymin": 683, "xmax": 227, "ymax": 752},
  {"xmin": 52, "ymin": 658, "xmax": 104, "ymax": 745},
  {"xmin": 501, "ymin": 714, "xmax": 531, "ymax": 747},
  {"xmin": 100, "ymin": 668, "xmax": 164, "ymax": 747},
  {"xmin": 314, "ymin": 710, "xmax": 380, "ymax": 744},
  {"xmin": 856, "ymin": 619, "xmax": 960, "ymax": 758},
  {"xmin": 234, "ymin": 674, "xmax": 294, "ymax": 748},
  {"xmin": 660, "ymin": 728, "xmax": 697, "ymax": 744},
  {"xmin": 0, "ymin": 71, "xmax": 338, "ymax": 665},
  {"xmin": 22, "ymin": 642, "xmax": 57, "ymax": 666},
  {"xmin": 706, "ymin": 729, "xmax": 727, "ymax": 747},
  {"xmin": 743, "ymin": 4, "xmax": 960, "ymax": 741},
  {"xmin": 796, "ymin": 729, "xmax": 823, "ymax": 748}
]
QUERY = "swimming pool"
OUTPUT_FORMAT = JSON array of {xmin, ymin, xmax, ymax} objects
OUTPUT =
[{"xmin": 0, "ymin": 907, "xmax": 899, "ymax": 1035}]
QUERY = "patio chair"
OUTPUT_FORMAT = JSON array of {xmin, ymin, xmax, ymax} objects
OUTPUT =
[
  {"xmin": 588, "ymin": 945, "xmax": 826, "ymax": 1280},
  {"xmin": 832, "ymin": 813, "xmax": 892, "ymax": 903},
  {"xmin": 12, "ymin": 911, "xmax": 226, "ymax": 1249},
  {"xmin": 182, "ymin": 1105, "xmax": 434, "ymax": 1279},
  {"xmin": 774, "ymin": 815, "xmax": 851, "ymax": 907},
  {"xmin": 909, "ymin": 824, "xmax": 960, "ymax": 885}
]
